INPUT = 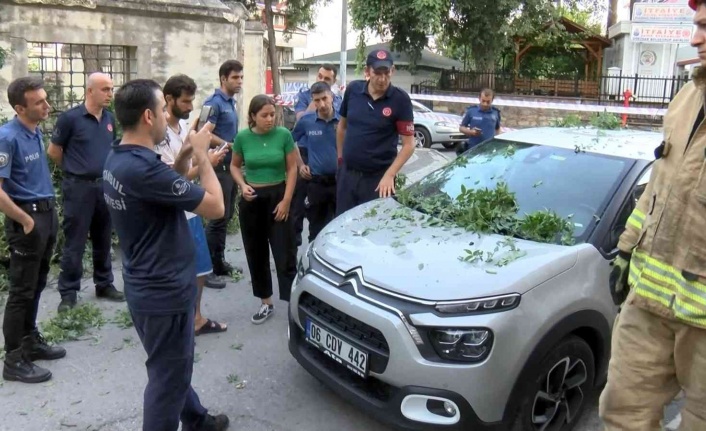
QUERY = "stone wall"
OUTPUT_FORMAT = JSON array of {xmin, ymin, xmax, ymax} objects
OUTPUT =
[
  {"xmin": 426, "ymin": 93, "xmax": 662, "ymax": 129},
  {"xmin": 0, "ymin": 0, "xmax": 261, "ymax": 126}
]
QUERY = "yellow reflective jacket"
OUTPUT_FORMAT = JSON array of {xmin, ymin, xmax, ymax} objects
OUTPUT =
[{"xmin": 619, "ymin": 81, "xmax": 706, "ymax": 328}]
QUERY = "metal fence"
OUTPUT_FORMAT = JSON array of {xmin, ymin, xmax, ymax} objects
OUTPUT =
[{"xmin": 413, "ymin": 69, "xmax": 690, "ymax": 108}]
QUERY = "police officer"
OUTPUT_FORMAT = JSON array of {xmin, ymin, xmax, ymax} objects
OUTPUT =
[
  {"xmin": 48, "ymin": 72, "xmax": 125, "ymax": 312},
  {"xmin": 291, "ymin": 63, "xmax": 342, "ymax": 246},
  {"xmin": 202, "ymin": 60, "xmax": 243, "ymax": 286},
  {"xmin": 105, "ymin": 79, "xmax": 229, "ymax": 431},
  {"xmin": 336, "ymin": 49, "xmax": 415, "ymax": 215},
  {"xmin": 1, "ymin": 77, "xmax": 65, "ymax": 384},
  {"xmin": 291, "ymin": 82, "xmax": 339, "ymax": 241},
  {"xmin": 458, "ymin": 88, "xmax": 501, "ymax": 154}
]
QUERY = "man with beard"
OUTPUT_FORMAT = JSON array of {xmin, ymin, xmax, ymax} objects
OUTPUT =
[
  {"xmin": 598, "ymin": 1, "xmax": 706, "ymax": 428},
  {"xmin": 155, "ymin": 74, "xmax": 228, "ymax": 335},
  {"xmin": 104, "ymin": 79, "xmax": 229, "ymax": 431},
  {"xmin": 202, "ymin": 60, "xmax": 243, "ymax": 286},
  {"xmin": 335, "ymin": 49, "xmax": 415, "ymax": 215},
  {"xmin": 48, "ymin": 72, "xmax": 125, "ymax": 312}
]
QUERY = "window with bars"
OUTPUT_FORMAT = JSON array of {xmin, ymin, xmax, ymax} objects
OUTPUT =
[{"xmin": 26, "ymin": 42, "xmax": 136, "ymax": 112}]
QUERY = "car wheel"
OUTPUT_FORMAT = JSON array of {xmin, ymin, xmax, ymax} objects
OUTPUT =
[
  {"xmin": 511, "ymin": 335, "xmax": 595, "ymax": 431},
  {"xmin": 442, "ymin": 142, "xmax": 456, "ymax": 149},
  {"xmin": 414, "ymin": 126, "xmax": 432, "ymax": 148}
]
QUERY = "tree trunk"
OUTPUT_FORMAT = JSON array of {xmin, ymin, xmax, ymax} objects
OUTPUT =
[
  {"xmin": 606, "ymin": 0, "xmax": 619, "ymax": 34},
  {"xmin": 263, "ymin": 0, "xmax": 283, "ymax": 125}
]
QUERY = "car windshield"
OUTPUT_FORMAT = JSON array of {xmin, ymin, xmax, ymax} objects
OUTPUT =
[
  {"xmin": 398, "ymin": 138, "xmax": 634, "ymax": 245},
  {"xmin": 412, "ymin": 101, "xmax": 432, "ymax": 113}
]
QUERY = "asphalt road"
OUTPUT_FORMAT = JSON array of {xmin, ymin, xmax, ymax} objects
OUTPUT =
[{"xmin": 0, "ymin": 145, "xmax": 681, "ymax": 430}]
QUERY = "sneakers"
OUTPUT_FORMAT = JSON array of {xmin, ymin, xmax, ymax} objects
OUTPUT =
[
  {"xmin": 24, "ymin": 330, "xmax": 66, "ymax": 361},
  {"xmin": 204, "ymin": 273, "xmax": 226, "ymax": 289},
  {"xmin": 57, "ymin": 295, "xmax": 77, "ymax": 313},
  {"xmin": 251, "ymin": 303, "xmax": 274, "ymax": 324},
  {"xmin": 183, "ymin": 413, "xmax": 230, "ymax": 431},
  {"xmin": 96, "ymin": 284, "xmax": 126, "ymax": 302}
]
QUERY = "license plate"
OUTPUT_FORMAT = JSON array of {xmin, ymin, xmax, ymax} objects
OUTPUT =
[{"xmin": 306, "ymin": 318, "xmax": 368, "ymax": 378}]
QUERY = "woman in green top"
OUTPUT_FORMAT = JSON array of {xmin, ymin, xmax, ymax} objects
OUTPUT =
[{"xmin": 230, "ymin": 94, "xmax": 298, "ymax": 324}]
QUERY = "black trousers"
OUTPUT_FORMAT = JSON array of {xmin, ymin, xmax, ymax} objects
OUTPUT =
[
  {"xmin": 306, "ymin": 175, "xmax": 336, "ymax": 241},
  {"xmin": 3, "ymin": 204, "xmax": 58, "ymax": 351},
  {"xmin": 58, "ymin": 176, "xmax": 114, "ymax": 297},
  {"xmin": 335, "ymin": 165, "xmax": 387, "ymax": 216},
  {"xmin": 291, "ymin": 147, "xmax": 308, "ymax": 245},
  {"xmin": 238, "ymin": 183, "xmax": 297, "ymax": 302},
  {"xmin": 206, "ymin": 166, "xmax": 237, "ymax": 259},
  {"xmin": 131, "ymin": 308, "xmax": 208, "ymax": 431}
]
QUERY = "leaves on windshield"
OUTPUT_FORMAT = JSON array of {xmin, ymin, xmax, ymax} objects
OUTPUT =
[{"xmin": 397, "ymin": 173, "xmax": 575, "ymax": 268}]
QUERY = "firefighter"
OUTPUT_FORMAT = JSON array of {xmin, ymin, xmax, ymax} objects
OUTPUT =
[{"xmin": 598, "ymin": 1, "xmax": 706, "ymax": 428}]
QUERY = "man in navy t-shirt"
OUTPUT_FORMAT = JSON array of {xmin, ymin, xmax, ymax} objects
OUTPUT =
[
  {"xmin": 335, "ymin": 49, "xmax": 415, "ymax": 215},
  {"xmin": 105, "ymin": 79, "xmax": 228, "ymax": 431},
  {"xmin": 48, "ymin": 72, "xmax": 125, "ymax": 313},
  {"xmin": 292, "ymin": 81, "xmax": 339, "ymax": 241}
]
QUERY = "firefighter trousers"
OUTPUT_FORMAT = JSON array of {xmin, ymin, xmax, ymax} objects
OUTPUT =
[{"xmin": 599, "ymin": 291, "xmax": 706, "ymax": 430}]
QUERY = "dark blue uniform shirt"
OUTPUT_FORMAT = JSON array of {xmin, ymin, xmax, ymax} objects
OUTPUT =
[
  {"xmin": 294, "ymin": 87, "xmax": 343, "ymax": 118},
  {"xmin": 103, "ymin": 144, "xmax": 205, "ymax": 315},
  {"xmin": 291, "ymin": 111, "xmax": 339, "ymax": 176},
  {"xmin": 0, "ymin": 117, "xmax": 54, "ymax": 202},
  {"xmin": 51, "ymin": 104, "xmax": 116, "ymax": 178},
  {"xmin": 204, "ymin": 89, "xmax": 238, "ymax": 166},
  {"xmin": 461, "ymin": 105, "xmax": 501, "ymax": 148},
  {"xmin": 340, "ymin": 80, "xmax": 414, "ymax": 173}
]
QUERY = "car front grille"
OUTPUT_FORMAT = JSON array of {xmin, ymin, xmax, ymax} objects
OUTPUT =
[{"xmin": 298, "ymin": 292, "xmax": 390, "ymax": 373}]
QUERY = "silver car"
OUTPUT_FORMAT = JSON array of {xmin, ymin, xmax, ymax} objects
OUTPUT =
[
  {"xmin": 288, "ymin": 126, "xmax": 658, "ymax": 430},
  {"xmin": 411, "ymin": 100, "xmax": 466, "ymax": 149}
]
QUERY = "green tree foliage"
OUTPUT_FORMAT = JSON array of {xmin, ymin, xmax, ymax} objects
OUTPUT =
[{"xmin": 349, "ymin": 0, "xmax": 606, "ymax": 71}]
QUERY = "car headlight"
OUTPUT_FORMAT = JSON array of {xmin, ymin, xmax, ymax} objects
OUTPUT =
[
  {"xmin": 429, "ymin": 328, "xmax": 493, "ymax": 362},
  {"xmin": 435, "ymin": 293, "xmax": 520, "ymax": 314},
  {"xmin": 434, "ymin": 121, "xmax": 457, "ymax": 128},
  {"xmin": 295, "ymin": 243, "xmax": 313, "ymax": 283}
]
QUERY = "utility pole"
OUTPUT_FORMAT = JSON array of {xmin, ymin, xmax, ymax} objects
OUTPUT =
[{"xmin": 340, "ymin": 0, "xmax": 347, "ymax": 87}]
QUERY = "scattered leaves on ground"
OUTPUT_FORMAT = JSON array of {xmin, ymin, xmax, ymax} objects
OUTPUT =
[
  {"xmin": 230, "ymin": 343, "xmax": 243, "ymax": 351},
  {"xmin": 111, "ymin": 308, "xmax": 133, "ymax": 329},
  {"xmin": 227, "ymin": 373, "xmax": 239, "ymax": 385},
  {"xmin": 40, "ymin": 304, "xmax": 105, "ymax": 344},
  {"xmin": 231, "ymin": 269, "xmax": 244, "ymax": 283}
]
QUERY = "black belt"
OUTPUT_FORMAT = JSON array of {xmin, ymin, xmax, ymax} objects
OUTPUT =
[
  {"xmin": 310, "ymin": 175, "xmax": 336, "ymax": 186},
  {"xmin": 15, "ymin": 198, "xmax": 55, "ymax": 213},
  {"xmin": 65, "ymin": 172, "xmax": 103, "ymax": 183}
]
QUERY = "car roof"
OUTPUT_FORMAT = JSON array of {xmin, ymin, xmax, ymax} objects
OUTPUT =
[{"xmin": 495, "ymin": 126, "xmax": 660, "ymax": 161}]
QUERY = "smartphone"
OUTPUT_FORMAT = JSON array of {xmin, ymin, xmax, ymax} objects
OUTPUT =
[
  {"xmin": 216, "ymin": 141, "xmax": 230, "ymax": 152},
  {"xmin": 196, "ymin": 105, "xmax": 213, "ymax": 130}
]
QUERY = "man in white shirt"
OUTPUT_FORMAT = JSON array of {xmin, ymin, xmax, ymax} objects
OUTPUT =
[{"xmin": 156, "ymin": 74, "xmax": 228, "ymax": 336}]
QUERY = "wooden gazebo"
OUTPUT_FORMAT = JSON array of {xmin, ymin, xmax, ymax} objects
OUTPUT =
[{"xmin": 513, "ymin": 17, "xmax": 612, "ymax": 97}]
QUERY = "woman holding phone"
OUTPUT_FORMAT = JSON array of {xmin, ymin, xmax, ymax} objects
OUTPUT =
[{"xmin": 230, "ymin": 95, "xmax": 298, "ymax": 324}]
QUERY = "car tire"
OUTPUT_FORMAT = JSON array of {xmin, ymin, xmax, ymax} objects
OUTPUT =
[
  {"xmin": 442, "ymin": 142, "xmax": 456, "ymax": 149},
  {"xmin": 414, "ymin": 126, "xmax": 432, "ymax": 148},
  {"xmin": 510, "ymin": 335, "xmax": 595, "ymax": 431}
]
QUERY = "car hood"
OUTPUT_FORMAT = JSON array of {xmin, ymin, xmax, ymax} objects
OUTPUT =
[
  {"xmin": 415, "ymin": 111, "xmax": 463, "ymax": 125},
  {"xmin": 312, "ymin": 199, "xmax": 580, "ymax": 301}
]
